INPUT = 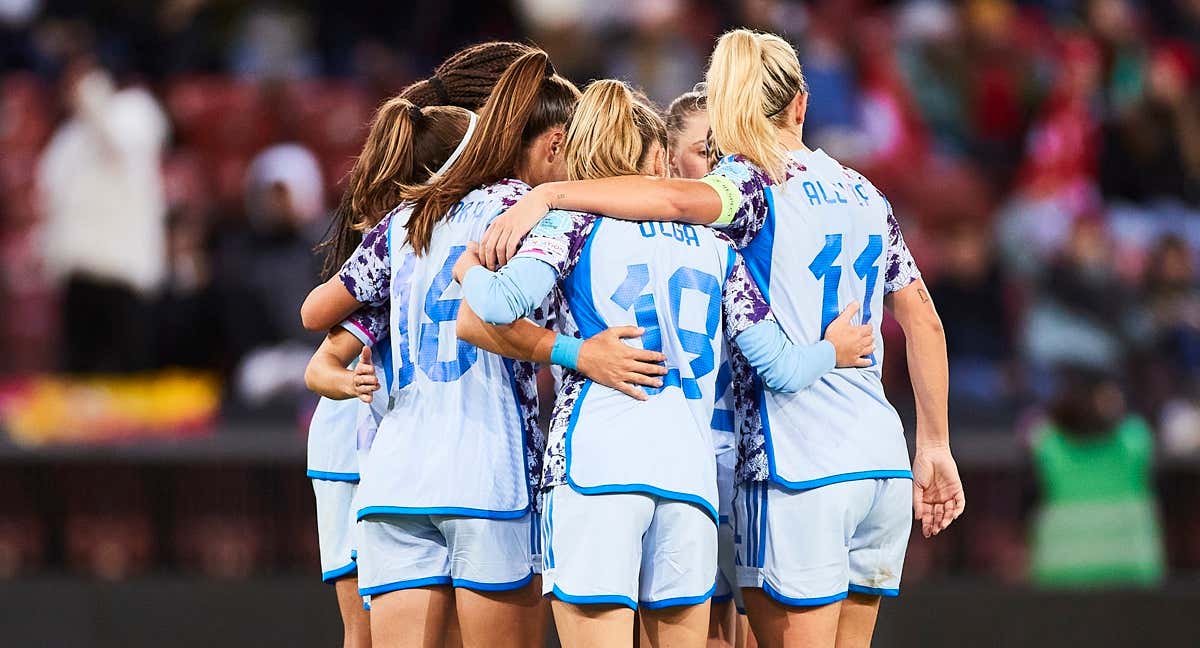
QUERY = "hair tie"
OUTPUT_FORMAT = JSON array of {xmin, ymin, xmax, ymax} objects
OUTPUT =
[
  {"xmin": 407, "ymin": 103, "xmax": 423, "ymax": 123},
  {"xmin": 428, "ymin": 75, "xmax": 450, "ymax": 104},
  {"xmin": 433, "ymin": 111, "xmax": 478, "ymax": 177},
  {"xmin": 543, "ymin": 59, "xmax": 557, "ymax": 78}
]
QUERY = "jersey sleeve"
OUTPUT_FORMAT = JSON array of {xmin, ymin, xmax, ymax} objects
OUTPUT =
[
  {"xmin": 883, "ymin": 204, "xmax": 922, "ymax": 294},
  {"xmin": 339, "ymin": 303, "xmax": 389, "ymax": 347},
  {"xmin": 337, "ymin": 213, "xmax": 392, "ymax": 306},
  {"xmin": 718, "ymin": 237, "xmax": 775, "ymax": 338},
  {"xmin": 511, "ymin": 210, "xmax": 598, "ymax": 278},
  {"xmin": 700, "ymin": 155, "xmax": 773, "ymax": 248}
]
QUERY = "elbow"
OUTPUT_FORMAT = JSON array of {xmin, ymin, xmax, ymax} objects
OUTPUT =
[
  {"xmin": 303, "ymin": 360, "xmax": 320, "ymax": 393},
  {"xmin": 473, "ymin": 302, "xmax": 519, "ymax": 326},
  {"xmin": 300, "ymin": 294, "xmax": 327, "ymax": 332}
]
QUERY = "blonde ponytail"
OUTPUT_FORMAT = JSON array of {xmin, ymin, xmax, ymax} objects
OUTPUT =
[
  {"xmin": 566, "ymin": 80, "xmax": 667, "ymax": 181},
  {"xmin": 705, "ymin": 29, "xmax": 806, "ymax": 182}
]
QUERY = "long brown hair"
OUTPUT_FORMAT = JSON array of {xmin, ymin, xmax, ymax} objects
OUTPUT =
[
  {"xmin": 318, "ymin": 99, "xmax": 470, "ymax": 279},
  {"xmin": 565, "ymin": 80, "xmax": 666, "ymax": 180},
  {"xmin": 403, "ymin": 50, "xmax": 579, "ymax": 255}
]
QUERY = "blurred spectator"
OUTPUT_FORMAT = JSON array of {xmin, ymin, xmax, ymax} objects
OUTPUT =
[
  {"xmin": 1099, "ymin": 44, "xmax": 1200, "ymax": 206},
  {"xmin": 1022, "ymin": 219, "xmax": 1147, "ymax": 379},
  {"xmin": 927, "ymin": 222, "xmax": 1015, "ymax": 408},
  {"xmin": 211, "ymin": 142, "xmax": 326, "ymax": 406},
  {"xmin": 35, "ymin": 56, "xmax": 169, "ymax": 374},
  {"xmin": 1029, "ymin": 367, "xmax": 1165, "ymax": 588}
]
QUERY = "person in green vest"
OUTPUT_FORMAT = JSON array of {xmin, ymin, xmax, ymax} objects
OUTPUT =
[{"xmin": 1030, "ymin": 366, "xmax": 1166, "ymax": 587}]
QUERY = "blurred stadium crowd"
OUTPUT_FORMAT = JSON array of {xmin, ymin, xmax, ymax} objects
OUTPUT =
[{"xmin": 0, "ymin": 0, "xmax": 1199, "ymax": 582}]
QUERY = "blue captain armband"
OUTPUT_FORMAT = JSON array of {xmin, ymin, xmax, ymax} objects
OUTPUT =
[{"xmin": 550, "ymin": 334, "xmax": 583, "ymax": 370}]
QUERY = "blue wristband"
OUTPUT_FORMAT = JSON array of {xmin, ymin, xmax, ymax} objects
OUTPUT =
[{"xmin": 550, "ymin": 334, "xmax": 584, "ymax": 370}]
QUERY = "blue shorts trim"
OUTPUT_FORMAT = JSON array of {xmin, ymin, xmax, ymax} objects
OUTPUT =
[
  {"xmin": 322, "ymin": 561, "xmax": 358, "ymax": 583},
  {"xmin": 357, "ymin": 505, "xmax": 528, "ymax": 521},
  {"xmin": 550, "ymin": 585, "xmax": 637, "ymax": 610},
  {"xmin": 640, "ymin": 583, "xmax": 718, "ymax": 610},
  {"xmin": 761, "ymin": 581, "xmax": 848, "ymax": 607},
  {"xmin": 767, "ymin": 470, "xmax": 914, "ymax": 492},
  {"xmin": 453, "ymin": 571, "xmax": 533, "ymax": 592},
  {"xmin": 350, "ymin": 549, "xmax": 358, "ymax": 560},
  {"xmin": 712, "ymin": 593, "xmax": 734, "ymax": 604},
  {"xmin": 358, "ymin": 575, "xmax": 452, "ymax": 596},
  {"xmin": 849, "ymin": 584, "xmax": 900, "ymax": 598},
  {"xmin": 307, "ymin": 469, "xmax": 361, "ymax": 483},
  {"xmin": 718, "ymin": 514, "xmax": 730, "ymax": 525}
]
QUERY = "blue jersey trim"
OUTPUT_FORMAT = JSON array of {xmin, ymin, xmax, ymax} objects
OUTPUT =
[
  {"xmin": 362, "ymin": 599, "xmax": 371, "ymax": 611},
  {"xmin": 321, "ymin": 561, "xmax": 358, "ymax": 583},
  {"xmin": 359, "ymin": 575, "xmax": 452, "ymax": 596},
  {"xmin": 640, "ymin": 583, "xmax": 717, "ymax": 609},
  {"xmin": 375, "ymin": 340, "xmax": 394, "ymax": 395},
  {"xmin": 307, "ymin": 469, "xmax": 361, "ymax": 483},
  {"xmin": 550, "ymin": 585, "xmax": 637, "ymax": 610},
  {"xmin": 762, "ymin": 581, "xmax": 848, "ymax": 607},
  {"xmin": 350, "ymin": 549, "xmax": 358, "ymax": 560},
  {"xmin": 564, "ymin": 380, "xmax": 718, "ymax": 523},
  {"xmin": 849, "ymin": 584, "xmax": 900, "ymax": 598},
  {"xmin": 357, "ymin": 505, "xmax": 528, "ymax": 521},
  {"xmin": 545, "ymin": 490, "xmax": 556, "ymax": 569},
  {"xmin": 711, "ymin": 409, "xmax": 735, "ymax": 433},
  {"xmin": 768, "ymin": 470, "xmax": 914, "ymax": 491},
  {"xmin": 562, "ymin": 220, "xmax": 605, "ymax": 338},
  {"xmin": 756, "ymin": 481, "xmax": 768, "ymax": 569},
  {"xmin": 453, "ymin": 571, "xmax": 533, "ymax": 592},
  {"xmin": 503, "ymin": 357, "xmax": 535, "ymax": 513},
  {"xmin": 741, "ymin": 186, "xmax": 776, "ymax": 299},
  {"xmin": 723, "ymin": 244, "xmax": 737, "ymax": 284}
]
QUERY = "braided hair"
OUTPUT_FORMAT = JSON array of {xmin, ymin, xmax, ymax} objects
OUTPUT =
[{"xmin": 401, "ymin": 41, "xmax": 534, "ymax": 111}]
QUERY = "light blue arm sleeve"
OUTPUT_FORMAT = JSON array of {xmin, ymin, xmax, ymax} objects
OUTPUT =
[
  {"xmin": 735, "ymin": 321, "xmax": 837, "ymax": 393},
  {"xmin": 460, "ymin": 257, "xmax": 558, "ymax": 325}
]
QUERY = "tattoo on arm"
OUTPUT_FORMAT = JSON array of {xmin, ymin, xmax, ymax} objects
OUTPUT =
[{"xmin": 918, "ymin": 288, "xmax": 930, "ymax": 304}]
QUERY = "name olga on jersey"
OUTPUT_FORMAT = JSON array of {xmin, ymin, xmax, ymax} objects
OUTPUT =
[
  {"xmin": 800, "ymin": 179, "xmax": 872, "ymax": 207},
  {"xmin": 638, "ymin": 221, "xmax": 701, "ymax": 247}
]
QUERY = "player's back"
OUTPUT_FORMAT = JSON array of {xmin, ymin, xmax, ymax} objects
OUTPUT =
[
  {"xmin": 559, "ymin": 216, "xmax": 734, "ymax": 519},
  {"xmin": 356, "ymin": 181, "xmax": 534, "ymax": 520},
  {"xmin": 748, "ymin": 148, "xmax": 909, "ymax": 487}
]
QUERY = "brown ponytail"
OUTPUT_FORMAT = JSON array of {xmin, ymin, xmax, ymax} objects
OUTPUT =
[
  {"xmin": 400, "ymin": 41, "xmax": 535, "ymax": 110},
  {"xmin": 402, "ymin": 50, "xmax": 579, "ymax": 255},
  {"xmin": 317, "ymin": 98, "xmax": 471, "ymax": 279}
]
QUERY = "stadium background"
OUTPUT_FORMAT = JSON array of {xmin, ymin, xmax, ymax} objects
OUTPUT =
[{"xmin": 0, "ymin": 0, "xmax": 1198, "ymax": 645}]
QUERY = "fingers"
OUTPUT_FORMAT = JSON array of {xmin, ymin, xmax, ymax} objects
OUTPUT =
[
  {"xmin": 625, "ymin": 371, "xmax": 664, "ymax": 387},
  {"xmin": 480, "ymin": 226, "xmax": 500, "ymax": 270},
  {"xmin": 627, "ymin": 360, "xmax": 668, "ymax": 377},
  {"xmin": 835, "ymin": 300, "xmax": 861, "ymax": 323},
  {"xmin": 611, "ymin": 381, "xmax": 649, "ymax": 402},
  {"xmin": 465, "ymin": 240, "xmax": 479, "ymax": 255},
  {"xmin": 931, "ymin": 503, "xmax": 946, "ymax": 536},
  {"xmin": 357, "ymin": 393, "xmax": 373, "ymax": 403},
  {"xmin": 504, "ymin": 232, "xmax": 520, "ymax": 267},
  {"xmin": 610, "ymin": 326, "xmax": 645, "ymax": 340},
  {"xmin": 360, "ymin": 346, "xmax": 372, "ymax": 366},
  {"xmin": 852, "ymin": 357, "xmax": 873, "ymax": 368}
]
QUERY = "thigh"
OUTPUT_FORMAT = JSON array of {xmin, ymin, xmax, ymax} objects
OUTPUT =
[
  {"xmin": 543, "ymin": 486, "xmax": 654, "ymax": 609},
  {"xmin": 370, "ymin": 584, "xmax": 454, "ymax": 648},
  {"xmin": 553, "ymin": 599, "xmax": 635, "ymax": 648},
  {"xmin": 455, "ymin": 575, "xmax": 546, "ymax": 648},
  {"xmin": 640, "ymin": 602, "xmax": 710, "ymax": 648},
  {"xmin": 640, "ymin": 500, "xmax": 717, "ymax": 608},
  {"xmin": 706, "ymin": 598, "xmax": 737, "ymax": 648},
  {"xmin": 834, "ymin": 593, "xmax": 881, "ymax": 648},
  {"xmin": 741, "ymin": 587, "xmax": 840, "ymax": 648},
  {"xmin": 357, "ymin": 517, "xmax": 450, "ymax": 596},
  {"xmin": 846, "ymin": 479, "xmax": 911, "ymax": 599},
  {"xmin": 334, "ymin": 577, "xmax": 372, "ymax": 648}
]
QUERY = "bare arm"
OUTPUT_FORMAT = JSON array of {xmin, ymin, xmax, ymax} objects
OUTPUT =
[
  {"xmin": 303, "ymin": 327, "xmax": 379, "ymax": 402},
  {"xmin": 886, "ymin": 279, "xmax": 949, "ymax": 449},
  {"xmin": 885, "ymin": 278, "xmax": 964, "ymax": 537},
  {"xmin": 456, "ymin": 302, "xmax": 556, "ymax": 365},
  {"xmin": 480, "ymin": 177, "xmax": 723, "ymax": 269},
  {"xmin": 301, "ymin": 278, "xmax": 363, "ymax": 333}
]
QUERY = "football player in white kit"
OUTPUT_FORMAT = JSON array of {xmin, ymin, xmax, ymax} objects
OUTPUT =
[
  {"xmin": 300, "ymin": 51, "xmax": 672, "ymax": 648},
  {"xmin": 454, "ymin": 80, "xmax": 874, "ymax": 648},
  {"xmin": 479, "ymin": 30, "xmax": 965, "ymax": 648}
]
